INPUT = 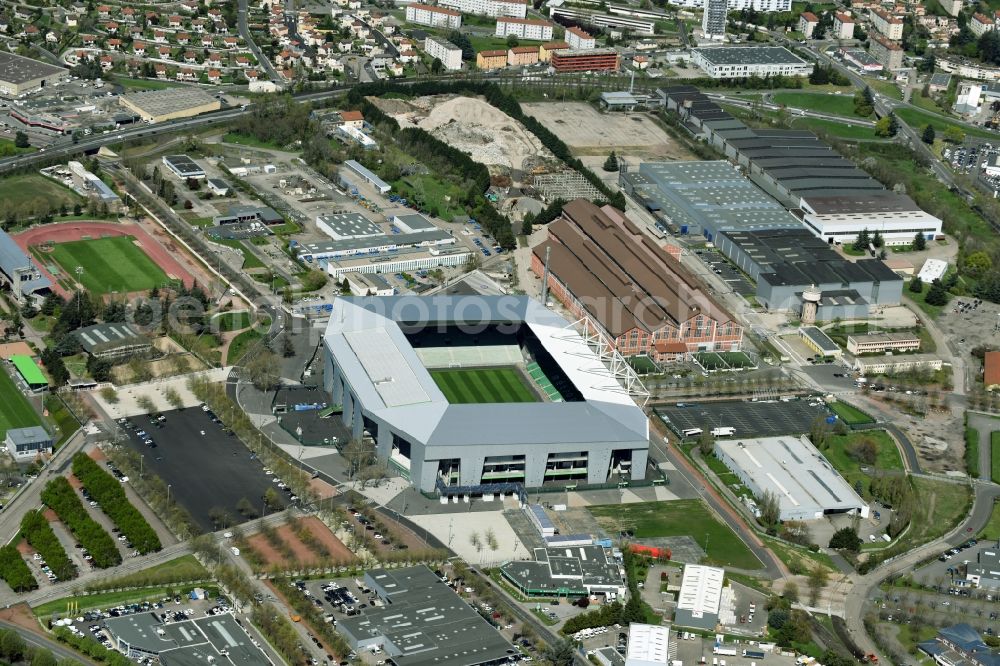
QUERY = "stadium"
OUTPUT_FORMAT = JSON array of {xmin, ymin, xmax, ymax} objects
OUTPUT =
[{"xmin": 323, "ymin": 295, "xmax": 651, "ymax": 494}]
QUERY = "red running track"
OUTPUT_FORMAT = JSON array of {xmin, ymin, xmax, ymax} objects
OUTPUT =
[{"xmin": 13, "ymin": 222, "xmax": 196, "ymax": 298}]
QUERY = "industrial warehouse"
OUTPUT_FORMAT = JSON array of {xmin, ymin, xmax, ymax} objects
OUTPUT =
[
  {"xmin": 531, "ymin": 199, "xmax": 744, "ymax": 362},
  {"xmin": 714, "ymin": 435, "xmax": 869, "ymax": 521},
  {"xmin": 120, "ymin": 88, "xmax": 221, "ymax": 123},
  {"xmin": 499, "ymin": 545, "xmax": 626, "ymax": 598},
  {"xmin": 322, "ymin": 295, "xmax": 650, "ymax": 494},
  {"xmin": 0, "ymin": 51, "xmax": 67, "ymax": 97}
]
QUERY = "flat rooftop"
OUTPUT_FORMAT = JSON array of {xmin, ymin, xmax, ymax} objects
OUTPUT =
[
  {"xmin": 500, "ymin": 545, "xmax": 624, "ymax": 595},
  {"xmin": 802, "ymin": 191, "xmax": 925, "ymax": 215},
  {"xmin": 715, "ymin": 435, "xmax": 868, "ymax": 518},
  {"xmin": 341, "ymin": 566, "xmax": 517, "ymax": 666},
  {"xmin": 318, "ymin": 212, "xmax": 382, "ymax": 239},
  {"xmin": 0, "ymin": 50, "xmax": 67, "ymax": 84},
  {"xmin": 694, "ymin": 46, "xmax": 807, "ymax": 66},
  {"xmin": 105, "ymin": 612, "xmax": 268, "ymax": 666},
  {"xmin": 677, "ymin": 564, "xmax": 724, "ymax": 618},
  {"xmin": 122, "ymin": 87, "xmax": 218, "ymax": 116},
  {"xmin": 800, "ymin": 326, "xmax": 839, "ymax": 353},
  {"xmin": 163, "ymin": 154, "xmax": 204, "ymax": 175}
]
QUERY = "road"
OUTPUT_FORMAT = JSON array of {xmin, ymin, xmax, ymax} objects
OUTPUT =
[
  {"xmin": 0, "ymin": 619, "xmax": 94, "ymax": 663},
  {"xmin": 237, "ymin": 0, "xmax": 281, "ymax": 83}
]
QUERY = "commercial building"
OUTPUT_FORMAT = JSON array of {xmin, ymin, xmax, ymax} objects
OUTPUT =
[
  {"xmin": 392, "ymin": 212, "xmax": 437, "ymax": 233},
  {"xmin": 76, "ymin": 323, "xmax": 152, "ymax": 360},
  {"xmin": 317, "ymin": 244, "xmax": 472, "ymax": 279},
  {"xmin": 691, "ymin": 47, "xmax": 813, "ymax": 79},
  {"xmin": 0, "ymin": 229, "xmax": 51, "ymax": 304},
  {"xmin": 338, "ymin": 566, "xmax": 517, "ymax": 666},
  {"xmin": 715, "ymin": 228, "xmax": 903, "ymax": 318},
  {"xmin": 317, "ymin": 212, "xmax": 382, "ymax": 240},
  {"xmin": 852, "ymin": 353, "xmax": 943, "ymax": 375},
  {"xmin": 66, "ymin": 161, "xmax": 120, "ymax": 208},
  {"xmin": 406, "ymin": 3, "xmax": 462, "ymax": 28},
  {"xmin": 869, "ymin": 8, "xmax": 904, "ymax": 40},
  {"xmin": 342, "ymin": 159, "xmax": 391, "ymax": 194},
  {"xmin": 917, "ymin": 258, "xmax": 948, "ymax": 282},
  {"xmin": 798, "ymin": 192, "xmax": 942, "ymax": 246},
  {"xmin": 918, "ymin": 624, "xmax": 1000, "ymax": 666},
  {"xmin": 0, "ymin": 51, "xmax": 67, "ymax": 97},
  {"xmin": 550, "ymin": 48, "xmax": 620, "ymax": 72},
  {"xmin": 625, "ymin": 624, "xmax": 670, "ymax": 666},
  {"xmin": 344, "ymin": 271, "xmax": 394, "ymax": 297},
  {"xmin": 105, "ymin": 612, "xmax": 269, "ymax": 666},
  {"xmin": 840, "ymin": 47, "xmax": 883, "ymax": 73},
  {"xmin": 798, "ymin": 11, "xmax": 818, "ymax": 38},
  {"xmin": 477, "ymin": 49, "xmax": 508, "ymax": 69},
  {"xmin": 212, "ymin": 204, "xmax": 283, "ymax": 226},
  {"xmin": 438, "ymin": 0, "xmax": 527, "ymax": 18},
  {"xmin": 965, "ymin": 547, "xmax": 1000, "ymax": 589},
  {"xmin": 714, "ymin": 435, "xmax": 870, "ymax": 521},
  {"xmin": 120, "ymin": 88, "xmax": 221, "ymax": 123},
  {"xmin": 161, "ymin": 154, "xmax": 206, "ymax": 179},
  {"xmin": 322, "ymin": 295, "xmax": 650, "ymax": 493},
  {"xmin": 206, "ymin": 178, "xmax": 230, "ymax": 196},
  {"xmin": 425, "ymin": 36, "xmax": 463, "ymax": 70},
  {"xmin": 499, "ymin": 545, "xmax": 626, "ymax": 597},
  {"xmin": 702, "ymin": 0, "xmax": 727, "ymax": 39},
  {"xmin": 566, "ymin": 26, "xmax": 595, "ymax": 50},
  {"xmin": 832, "ymin": 12, "xmax": 854, "ymax": 39},
  {"xmin": 508, "ymin": 45, "xmax": 539, "ymax": 66},
  {"xmin": 675, "ymin": 565, "xmax": 725, "ymax": 630},
  {"xmin": 928, "ymin": 72, "xmax": 952, "ymax": 93},
  {"xmin": 533, "ymin": 199, "xmax": 743, "ymax": 361},
  {"xmin": 869, "ymin": 34, "xmax": 904, "ymax": 71},
  {"xmin": 985, "ymin": 351, "xmax": 1000, "ymax": 391},
  {"xmin": 495, "ymin": 17, "xmax": 553, "ymax": 40},
  {"xmin": 846, "ymin": 332, "xmax": 920, "ymax": 355},
  {"xmin": 548, "ymin": 5, "xmax": 655, "ymax": 35},
  {"xmin": 799, "ymin": 326, "xmax": 841, "ymax": 359},
  {"xmin": 10, "ymin": 355, "xmax": 47, "ymax": 391},
  {"xmin": 5, "ymin": 426, "xmax": 53, "ymax": 460}
]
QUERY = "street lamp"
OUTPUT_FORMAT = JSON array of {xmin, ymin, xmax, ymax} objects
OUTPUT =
[
  {"xmin": 167, "ymin": 484, "xmax": 172, "ymax": 504},
  {"xmin": 140, "ymin": 454, "xmax": 144, "ymax": 477}
]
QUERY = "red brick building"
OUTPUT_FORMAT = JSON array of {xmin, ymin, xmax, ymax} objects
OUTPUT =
[
  {"xmin": 550, "ymin": 47, "xmax": 619, "ymax": 72},
  {"xmin": 531, "ymin": 199, "xmax": 743, "ymax": 362}
]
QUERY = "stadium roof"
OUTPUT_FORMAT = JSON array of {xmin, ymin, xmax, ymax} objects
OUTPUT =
[
  {"xmin": 0, "ymin": 229, "xmax": 51, "ymax": 297},
  {"xmin": 715, "ymin": 435, "xmax": 868, "ymax": 520},
  {"xmin": 10, "ymin": 355, "xmax": 46, "ymax": 386},
  {"xmin": 324, "ymin": 296, "xmax": 648, "ymax": 448}
]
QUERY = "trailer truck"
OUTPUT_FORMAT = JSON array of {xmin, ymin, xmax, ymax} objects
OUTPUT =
[{"xmin": 743, "ymin": 651, "xmax": 766, "ymax": 659}]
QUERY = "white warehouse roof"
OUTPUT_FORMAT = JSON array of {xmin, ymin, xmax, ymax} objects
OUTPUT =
[
  {"xmin": 677, "ymin": 565, "xmax": 724, "ymax": 619},
  {"xmin": 625, "ymin": 624, "xmax": 670, "ymax": 666},
  {"xmin": 917, "ymin": 258, "xmax": 948, "ymax": 283},
  {"xmin": 715, "ymin": 435, "xmax": 869, "ymax": 521}
]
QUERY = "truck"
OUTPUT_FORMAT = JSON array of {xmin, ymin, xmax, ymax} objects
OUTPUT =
[
  {"xmin": 743, "ymin": 651, "xmax": 766, "ymax": 659},
  {"xmin": 229, "ymin": 546, "xmax": 240, "ymax": 557},
  {"xmin": 713, "ymin": 648, "xmax": 738, "ymax": 656},
  {"xmin": 710, "ymin": 426, "xmax": 736, "ymax": 437}
]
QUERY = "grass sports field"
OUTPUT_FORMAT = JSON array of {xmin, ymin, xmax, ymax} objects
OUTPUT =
[
  {"xmin": 431, "ymin": 367, "xmax": 538, "ymax": 404},
  {"xmin": 589, "ymin": 500, "xmax": 763, "ymax": 570},
  {"xmin": 694, "ymin": 351, "xmax": 756, "ymax": 371},
  {"xmin": 0, "ymin": 367, "xmax": 43, "ymax": 440},
  {"xmin": 829, "ymin": 401, "xmax": 875, "ymax": 425},
  {"xmin": 44, "ymin": 236, "xmax": 170, "ymax": 294}
]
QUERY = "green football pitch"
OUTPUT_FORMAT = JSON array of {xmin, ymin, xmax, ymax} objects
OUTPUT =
[
  {"xmin": 430, "ymin": 367, "xmax": 539, "ymax": 404},
  {"xmin": 45, "ymin": 236, "xmax": 170, "ymax": 294},
  {"xmin": 0, "ymin": 368, "xmax": 43, "ymax": 440}
]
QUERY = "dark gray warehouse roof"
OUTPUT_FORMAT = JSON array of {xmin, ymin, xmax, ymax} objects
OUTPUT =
[{"xmin": 0, "ymin": 51, "xmax": 67, "ymax": 84}]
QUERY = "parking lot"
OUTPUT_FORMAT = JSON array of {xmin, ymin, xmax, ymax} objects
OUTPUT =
[
  {"xmin": 118, "ymin": 406, "xmax": 287, "ymax": 531},
  {"xmin": 655, "ymin": 398, "xmax": 832, "ymax": 438}
]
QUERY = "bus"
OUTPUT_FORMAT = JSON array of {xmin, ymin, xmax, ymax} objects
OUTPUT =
[
  {"xmin": 711, "ymin": 426, "xmax": 736, "ymax": 437},
  {"xmin": 681, "ymin": 428, "xmax": 704, "ymax": 437}
]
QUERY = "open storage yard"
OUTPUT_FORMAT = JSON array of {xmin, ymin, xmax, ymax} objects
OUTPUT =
[
  {"xmin": 521, "ymin": 102, "xmax": 688, "ymax": 158},
  {"xmin": 118, "ymin": 406, "xmax": 286, "ymax": 531}
]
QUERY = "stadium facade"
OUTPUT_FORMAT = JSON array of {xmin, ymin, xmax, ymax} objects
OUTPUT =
[{"xmin": 323, "ymin": 296, "xmax": 650, "ymax": 494}]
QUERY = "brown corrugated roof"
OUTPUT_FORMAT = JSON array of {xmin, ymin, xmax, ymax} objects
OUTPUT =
[
  {"xmin": 985, "ymin": 351, "xmax": 1000, "ymax": 387},
  {"xmin": 655, "ymin": 341, "xmax": 688, "ymax": 353}
]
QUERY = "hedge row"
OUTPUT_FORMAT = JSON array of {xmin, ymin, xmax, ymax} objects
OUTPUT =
[
  {"xmin": 20, "ymin": 510, "xmax": 77, "ymax": 581},
  {"xmin": 72, "ymin": 453, "xmax": 162, "ymax": 554},
  {"xmin": 40, "ymin": 476, "xmax": 121, "ymax": 569},
  {"xmin": 51, "ymin": 626, "xmax": 134, "ymax": 666},
  {"xmin": 0, "ymin": 543, "xmax": 37, "ymax": 592}
]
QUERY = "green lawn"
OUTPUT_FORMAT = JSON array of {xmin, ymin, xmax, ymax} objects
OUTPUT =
[
  {"xmin": 393, "ymin": 174, "xmax": 467, "ymax": 220},
  {"xmin": 992, "ymin": 431, "xmax": 1000, "ymax": 484},
  {"xmin": 222, "ymin": 132, "xmax": 287, "ymax": 150},
  {"xmin": 85, "ymin": 554, "xmax": 209, "ymax": 591},
  {"xmin": 863, "ymin": 77, "xmax": 903, "ymax": 101},
  {"xmin": 823, "ymin": 430, "xmax": 903, "ymax": 491},
  {"xmin": 965, "ymin": 427, "xmax": 980, "ymax": 478},
  {"xmin": 112, "ymin": 76, "xmax": 180, "ymax": 91},
  {"xmin": 215, "ymin": 311, "xmax": 251, "ymax": 332},
  {"xmin": 910, "ymin": 93, "xmax": 947, "ymax": 115},
  {"xmin": 588, "ymin": 500, "xmax": 764, "ymax": 570},
  {"xmin": 33, "ymin": 583, "xmax": 217, "ymax": 617},
  {"xmin": 0, "ymin": 367, "xmax": 43, "ymax": 440},
  {"xmin": 979, "ymin": 502, "xmax": 1000, "ymax": 540},
  {"xmin": 791, "ymin": 117, "xmax": 878, "ymax": 141},
  {"xmin": 0, "ymin": 174, "xmax": 81, "ymax": 214},
  {"xmin": 212, "ymin": 238, "xmax": 264, "ymax": 269},
  {"xmin": 430, "ymin": 367, "xmax": 538, "ymax": 404},
  {"xmin": 227, "ymin": 327, "xmax": 264, "ymax": 365},
  {"xmin": 44, "ymin": 236, "xmax": 171, "ymax": 294},
  {"xmin": 895, "ymin": 107, "xmax": 999, "ymax": 141},
  {"xmin": 0, "ymin": 138, "xmax": 35, "ymax": 156},
  {"xmin": 829, "ymin": 401, "xmax": 875, "ymax": 425},
  {"xmin": 468, "ymin": 35, "xmax": 516, "ymax": 52},
  {"xmin": 772, "ymin": 92, "xmax": 859, "ymax": 117}
]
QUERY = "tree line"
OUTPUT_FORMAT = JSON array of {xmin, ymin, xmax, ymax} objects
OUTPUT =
[
  {"xmin": 20, "ymin": 510, "xmax": 77, "ymax": 581},
  {"xmin": 40, "ymin": 476, "xmax": 122, "ymax": 569},
  {"xmin": 71, "ymin": 453, "xmax": 162, "ymax": 554},
  {"xmin": 0, "ymin": 543, "xmax": 37, "ymax": 592},
  {"xmin": 0, "ymin": 625, "xmax": 85, "ymax": 666}
]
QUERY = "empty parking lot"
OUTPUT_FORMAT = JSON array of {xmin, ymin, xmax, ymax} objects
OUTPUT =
[
  {"xmin": 655, "ymin": 399, "xmax": 830, "ymax": 438},
  {"xmin": 119, "ymin": 406, "xmax": 286, "ymax": 531}
]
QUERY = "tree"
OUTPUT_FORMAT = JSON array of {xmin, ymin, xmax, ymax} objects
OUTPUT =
[
  {"xmin": 872, "ymin": 229, "xmax": 883, "ymax": 248},
  {"xmin": 541, "ymin": 638, "xmax": 576, "ymax": 666},
  {"xmin": 806, "ymin": 567, "xmax": 828, "ymax": 606},
  {"xmin": 236, "ymin": 497, "xmax": 258, "ymax": 518},
  {"xmin": 505, "ymin": 34, "xmax": 519, "ymax": 48},
  {"xmin": 851, "ymin": 437, "xmax": 878, "ymax": 464},
  {"xmin": 14, "ymin": 131, "xmax": 29, "ymax": 149},
  {"xmin": 245, "ymin": 350, "xmax": 281, "ymax": 391},
  {"xmin": 759, "ymin": 489, "xmax": 780, "ymax": 527},
  {"xmin": 829, "ymin": 526, "xmax": 862, "ymax": 552},
  {"xmin": 921, "ymin": 124, "xmax": 936, "ymax": 144},
  {"xmin": 809, "ymin": 416, "xmax": 831, "ymax": 449},
  {"xmin": 964, "ymin": 250, "xmax": 992, "ymax": 278},
  {"xmin": 783, "ymin": 581, "xmax": 799, "ymax": 603},
  {"xmin": 852, "ymin": 228, "xmax": 871, "ymax": 252},
  {"xmin": 603, "ymin": 151, "xmax": 619, "ymax": 172},
  {"xmin": 697, "ymin": 430, "xmax": 715, "ymax": 456},
  {"xmin": 164, "ymin": 387, "xmax": 184, "ymax": 410},
  {"xmin": 136, "ymin": 395, "xmax": 157, "ymax": 414},
  {"xmin": 0, "ymin": 630, "xmax": 26, "ymax": 662},
  {"xmin": 342, "ymin": 439, "xmax": 376, "ymax": 478},
  {"xmin": 430, "ymin": 57, "xmax": 443, "ymax": 74},
  {"xmin": 874, "ymin": 116, "xmax": 893, "ymax": 137},
  {"xmin": 887, "ymin": 111, "xmax": 900, "ymax": 136},
  {"xmin": 943, "ymin": 125, "xmax": 966, "ymax": 144},
  {"xmin": 913, "ymin": 232, "xmax": 927, "ymax": 251},
  {"xmin": 908, "ymin": 276, "xmax": 923, "ymax": 293},
  {"xmin": 925, "ymin": 278, "xmax": 950, "ymax": 306},
  {"xmin": 262, "ymin": 487, "xmax": 281, "ymax": 511}
]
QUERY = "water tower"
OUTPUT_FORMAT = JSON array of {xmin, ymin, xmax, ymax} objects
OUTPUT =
[{"xmin": 801, "ymin": 286, "xmax": 821, "ymax": 325}]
